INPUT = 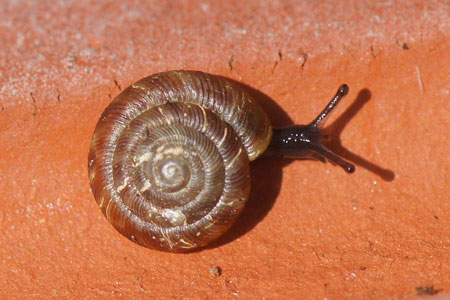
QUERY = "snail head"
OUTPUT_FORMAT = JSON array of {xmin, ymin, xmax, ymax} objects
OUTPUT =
[{"xmin": 268, "ymin": 84, "xmax": 355, "ymax": 173}]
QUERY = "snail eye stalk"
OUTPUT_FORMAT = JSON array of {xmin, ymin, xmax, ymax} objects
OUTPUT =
[{"xmin": 268, "ymin": 84, "xmax": 355, "ymax": 173}]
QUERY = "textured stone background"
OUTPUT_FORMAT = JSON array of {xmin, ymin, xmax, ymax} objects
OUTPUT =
[{"xmin": 0, "ymin": 0, "xmax": 449, "ymax": 299}]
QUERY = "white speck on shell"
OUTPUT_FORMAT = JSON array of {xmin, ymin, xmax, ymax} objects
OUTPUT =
[
  {"xmin": 116, "ymin": 177, "xmax": 130, "ymax": 193},
  {"xmin": 162, "ymin": 208, "xmax": 187, "ymax": 226},
  {"xmin": 140, "ymin": 180, "xmax": 151, "ymax": 193},
  {"xmin": 179, "ymin": 238, "xmax": 196, "ymax": 248},
  {"xmin": 133, "ymin": 152, "xmax": 152, "ymax": 167}
]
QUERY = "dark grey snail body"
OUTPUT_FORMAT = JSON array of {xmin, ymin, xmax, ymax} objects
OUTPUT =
[{"xmin": 88, "ymin": 70, "xmax": 354, "ymax": 252}]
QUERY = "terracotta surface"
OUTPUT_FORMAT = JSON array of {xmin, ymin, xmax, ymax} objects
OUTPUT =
[{"xmin": 0, "ymin": 0, "xmax": 449, "ymax": 299}]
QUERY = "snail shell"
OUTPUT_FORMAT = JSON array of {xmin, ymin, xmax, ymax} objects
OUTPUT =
[{"xmin": 88, "ymin": 70, "xmax": 272, "ymax": 252}]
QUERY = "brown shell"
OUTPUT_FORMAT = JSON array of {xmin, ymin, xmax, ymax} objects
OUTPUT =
[{"xmin": 88, "ymin": 70, "xmax": 272, "ymax": 252}]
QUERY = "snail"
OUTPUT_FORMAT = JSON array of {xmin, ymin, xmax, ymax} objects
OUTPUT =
[{"xmin": 88, "ymin": 70, "xmax": 355, "ymax": 252}]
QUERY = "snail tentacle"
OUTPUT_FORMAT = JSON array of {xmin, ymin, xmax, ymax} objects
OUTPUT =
[{"xmin": 267, "ymin": 84, "xmax": 355, "ymax": 173}]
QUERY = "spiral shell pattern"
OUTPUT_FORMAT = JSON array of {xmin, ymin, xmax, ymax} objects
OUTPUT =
[{"xmin": 88, "ymin": 71, "xmax": 271, "ymax": 252}]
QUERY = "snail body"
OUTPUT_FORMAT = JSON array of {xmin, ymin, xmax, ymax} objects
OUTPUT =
[{"xmin": 88, "ymin": 70, "xmax": 354, "ymax": 252}]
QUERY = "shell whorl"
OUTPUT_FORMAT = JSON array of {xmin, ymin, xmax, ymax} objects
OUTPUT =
[{"xmin": 88, "ymin": 71, "xmax": 272, "ymax": 252}]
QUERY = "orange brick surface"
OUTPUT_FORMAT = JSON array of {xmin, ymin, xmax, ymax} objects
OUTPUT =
[{"xmin": 0, "ymin": 1, "xmax": 449, "ymax": 299}]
